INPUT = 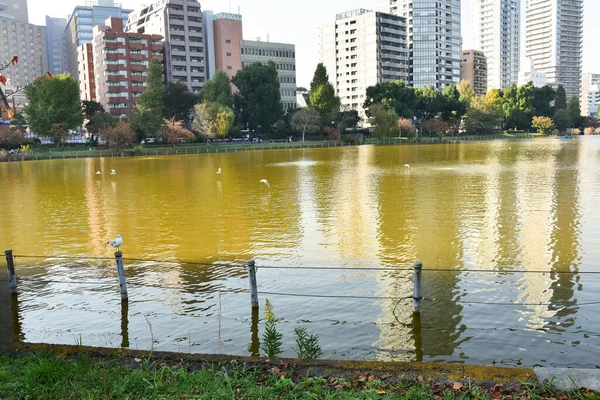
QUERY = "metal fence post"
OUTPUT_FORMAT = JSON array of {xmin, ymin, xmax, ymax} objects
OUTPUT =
[
  {"xmin": 413, "ymin": 260, "xmax": 423, "ymax": 314},
  {"xmin": 115, "ymin": 251, "xmax": 128, "ymax": 300},
  {"xmin": 247, "ymin": 259, "xmax": 258, "ymax": 308},
  {"xmin": 5, "ymin": 250, "xmax": 17, "ymax": 293}
]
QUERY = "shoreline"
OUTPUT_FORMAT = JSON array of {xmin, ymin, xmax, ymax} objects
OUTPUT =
[{"xmin": 0, "ymin": 134, "xmax": 550, "ymax": 163}]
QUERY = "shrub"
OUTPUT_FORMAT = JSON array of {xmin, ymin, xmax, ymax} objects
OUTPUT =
[
  {"xmin": 532, "ymin": 116, "xmax": 554, "ymax": 135},
  {"xmin": 397, "ymin": 117, "xmax": 416, "ymax": 137},
  {"xmin": 293, "ymin": 327, "xmax": 323, "ymax": 360}
]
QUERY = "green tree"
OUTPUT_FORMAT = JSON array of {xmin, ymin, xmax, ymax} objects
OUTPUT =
[
  {"xmin": 86, "ymin": 112, "xmax": 119, "ymax": 144},
  {"xmin": 291, "ymin": 107, "xmax": 321, "ymax": 142},
  {"xmin": 464, "ymin": 89, "xmax": 504, "ymax": 134},
  {"xmin": 369, "ymin": 104, "xmax": 398, "ymax": 138},
  {"xmin": 24, "ymin": 74, "xmax": 83, "ymax": 146},
  {"xmin": 232, "ymin": 61, "xmax": 283, "ymax": 132},
  {"xmin": 336, "ymin": 110, "xmax": 361, "ymax": 132},
  {"xmin": 363, "ymin": 80, "xmax": 416, "ymax": 119},
  {"xmin": 554, "ymin": 85, "xmax": 567, "ymax": 110},
  {"xmin": 163, "ymin": 83, "xmax": 198, "ymax": 122},
  {"xmin": 82, "ymin": 100, "xmax": 105, "ymax": 119},
  {"xmin": 413, "ymin": 86, "xmax": 446, "ymax": 121},
  {"xmin": 457, "ymin": 80, "xmax": 476, "ymax": 105},
  {"xmin": 531, "ymin": 85, "xmax": 556, "ymax": 117},
  {"xmin": 201, "ymin": 70, "xmax": 234, "ymax": 108},
  {"xmin": 100, "ymin": 120, "xmax": 135, "ymax": 151},
  {"xmin": 192, "ymin": 102, "xmax": 235, "ymax": 139},
  {"xmin": 553, "ymin": 109, "xmax": 571, "ymax": 132},
  {"xmin": 308, "ymin": 82, "xmax": 340, "ymax": 125},
  {"xmin": 309, "ymin": 63, "xmax": 329, "ymax": 93},
  {"xmin": 132, "ymin": 58, "xmax": 165, "ymax": 141},
  {"xmin": 567, "ymin": 96, "xmax": 583, "ymax": 128},
  {"xmin": 441, "ymin": 84, "xmax": 466, "ymax": 121}
]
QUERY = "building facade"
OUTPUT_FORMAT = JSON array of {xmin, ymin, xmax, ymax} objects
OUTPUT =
[
  {"xmin": 66, "ymin": 0, "xmax": 133, "ymax": 82},
  {"xmin": 0, "ymin": 16, "xmax": 47, "ymax": 108},
  {"xmin": 461, "ymin": 50, "xmax": 487, "ymax": 96},
  {"xmin": 212, "ymin": 12, "xmax": 243, "ymax": 78},
  {"xmin": 126, "ymin": 0, "xmax": 205, "ymax": 92},
  {"xmin": 202, "ymin": 10, "xmax": 216, "ymax": 79},
  {"xmin": 0, "ymin": 0, "xmax": 28, "ymax": 22},
  {"xmin": 77, "ymin": 43, "xmax": 95, "ymax": 101},
  {"xmin": 320, "ymin": 9, "xmax": 408, "ymax": 118},
  {"xmin": 518, "ymin": 57, "xmax": 547, "ymax": 87},
  {"xmin": 241, "ymin": 40, "xmax": 297, "ymax": 111},
  {"xmin": 472, "ymin": 0, "xmax": 519, "ymax": 90},
  {"xmin": 377, "ymin": 0, "xmax": 461, "ymax": 89},
  {"xmin": 581, "ymin": 73, "xmax": 600, "ymax": 117},
  {"xmin": 524, "ymin": 0, "xmax": 583, "ymax": 99},
  {"xmin": 90, "ymin": 17, "xmax": 163, "ymax": 115},
  {"xmin": 45, "ymin": 16, "xmax": 69, "ymax": 75}
]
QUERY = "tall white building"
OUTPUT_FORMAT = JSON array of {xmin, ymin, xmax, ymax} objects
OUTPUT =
[
  {"xmin": 524, "ymin": 0, "xmax": 583, "ymax": 99},
  {"xmin": 319, "ymin": 9, "xmax": 408, "ymax": 118},
  {"xmin": 581, "ymin": 74, "xmax": 600, "ymax": 117},
  {"xmin": 472, "ymin": 0, "xmax": 520, "ymax": 90},
  {"xmin": 377, "ymin": 0, "xmax": 461, "ymax": 89},
  {"xmin": 126, "ymin": 0, "xmax": 206, "ymax": 92}
]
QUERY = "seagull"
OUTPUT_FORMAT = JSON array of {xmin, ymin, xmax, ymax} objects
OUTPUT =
[
  {"xmin": 260, "ymin": 179, "xmax": 270, "ymax": 189},
  {"xmin": 107, "ymin": 234, "xmax": 123, "ymax": 251},
  {"xmin": 404, "ymin": 164, "xmax": 410, "ymax": 168},
  {"xmin": 217, "ymin": 167, "xmax": 222, "ymax": 174},
  {"xmin": 96, "ymin": 171, "xmax": 101, "ymax": 175},
  {"xmin": 111, "ymin": 169, "xmax": 117, "ymax": 175}
]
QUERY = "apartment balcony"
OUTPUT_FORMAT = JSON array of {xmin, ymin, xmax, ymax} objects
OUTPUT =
[
  {"xmin": 167, "ymin": 7, "xmax": 184, "ymax": 16},
  {"xmin": 189, "ymin": 59, "xmax": 204, "ymax": 67},
  {"xmin": 128, "ymin": 41, "xmax": 146, "ymax": 50},
  {"xmin": 190, "ymin": 69, "xmax": 204, "ymax": 76},
  {"xmin": 104, "ymin": 53, "xmax": 126, "ymax": 61},
  {"xmin": 187, "ymin": 8, "xmax": 202, "ymax": 17},
  {"xmin": 152, "ymin": 44, "xmax": 164, "ymax": 52},
  {"xmin": 129, "ymin": 53, "xmax": 147, "ymax": 62},
  {"xmin": 131, "ymin": 75, "xmax": 146, "ymax": 83},
  {"xmin": 130, "ymin": 64, "xmax": 148, "ymax": 72},
  {"xmin": 171, "ymin": 49, "xmax": 187, "ymax": 57},
  {"xmin": 131, "ymin": 86, "xmax": 146, "ymax": 94},
  {"xmin": 106, "ymin": 85, "xmax": 126, "ymax": 93},
  {"xmin": 106, "ymin": 96, "xmax": 130, "ymax": 104}
]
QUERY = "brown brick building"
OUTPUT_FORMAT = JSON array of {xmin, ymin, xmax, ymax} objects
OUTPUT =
[
  {"xmin": 78, "ymin": 43, "xmax": 96, "ymax": 101},
  {"xmin": 212, "ymin": 13, "xmax": 243, "ymax": 78},
  {"xmin": 91, "ymin": 17, "xmax": 163, "ymax": 115},
  {"xmin": 461, "ymin": 50, "xmax": 487, "ymax": 97}
]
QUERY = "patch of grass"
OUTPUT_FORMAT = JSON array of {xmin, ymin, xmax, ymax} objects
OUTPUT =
[{"xmin": 0, "ymin": 353, "xmax": 597, "ymax": 399}]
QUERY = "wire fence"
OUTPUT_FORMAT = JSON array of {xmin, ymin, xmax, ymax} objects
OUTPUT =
[{"xmin": 5, "ymin": 253, "xmax": 600, "ymax": 308}]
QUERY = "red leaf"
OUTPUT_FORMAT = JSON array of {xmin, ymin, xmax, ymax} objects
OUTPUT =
[
  {"xmin": 0, "ymin": 75, "xmax": 6, "ymax": 86},
  {"xmin": 47, "ymin": 71, "xmax": 53, "ymax": 78},
  {"xmin": 11, "ymin": 56, "xmax": 18, "ymax": 65}
]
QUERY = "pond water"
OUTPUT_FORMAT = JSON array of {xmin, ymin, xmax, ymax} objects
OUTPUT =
[{"xmin": 1, "ymin": 138, "xmax": 599, "ymax": 367}]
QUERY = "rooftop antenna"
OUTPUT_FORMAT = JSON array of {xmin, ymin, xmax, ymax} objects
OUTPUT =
[
  {"xmin": 267, "ymin": 34, "xmax": 270, "ymax": 42},
  {"xmin": 238, "ymin": 6, "xmax": 240, "ymax": 14}
]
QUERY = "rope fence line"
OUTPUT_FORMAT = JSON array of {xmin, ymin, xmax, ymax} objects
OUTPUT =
[{"xmin": 9, "ymin": 254, "xmax": 600, "ymax": 275}]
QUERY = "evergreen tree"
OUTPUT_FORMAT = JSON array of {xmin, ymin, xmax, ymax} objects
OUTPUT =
[
  {"xmin": 567, "ymin": 96, "xmax": 583, "ymax": 128},
  {"xmin": 131, "ymin": 58, "xmax": 165, "ymax": 140},
  {"xmin": 309, "ymin": 63, "xmax": 329, "ymax": 93},
  {"xmin": 554, "ymin": 85, "xmax": 567, "ymax": 110},
  {"xmin": 202, "ymin": 70, "xmax": 234, "ymax": 108}
]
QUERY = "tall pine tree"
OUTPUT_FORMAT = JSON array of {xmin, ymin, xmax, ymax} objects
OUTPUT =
[
  {"xmin": 554, "ymin": 85, "xmax": 567, "ymax": 110},
  {"xmin": 131, "ymin": 58, "xmax": 166, "ymax": 141}
]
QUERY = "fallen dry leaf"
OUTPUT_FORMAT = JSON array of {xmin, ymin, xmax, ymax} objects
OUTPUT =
[
  {"xmin": 376, "ymin": 390, "xmax": 386, "ymax": 395},
  {"xmin": 334, "ymin": 384, "xmax": 344, "ymax": 389},
  {"xmin": 270, "ymin": 367, "xmax": 280, "ymax": 374},
  {"xmin": 368, "ymin": 375, "xmax": 375, "ymax": 382},
  {"xmin": 358, "ymin": 375, "xmax": 367, "ymax": 382},
  {"xmin": 380, "ymin": 374, "xmax": 392, "ymax": 379},
  {"xmin": 418, "ymin": 375, "xmax": 424, "ymax": 383},
  {"xmin": 452, "ymin": 382, "xmax": 463, "ymax": 390},
  {"xmin": 134, "ymin": 358, "xmax": 142, "ymax": 363},
  {"xmin": 492, "ymin": 391, "xmax": 503, "ymax": 399}
]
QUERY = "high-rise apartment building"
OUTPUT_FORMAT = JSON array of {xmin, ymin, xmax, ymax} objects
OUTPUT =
[
  {"xmin": 472, "ymin": 0, "xmax": 519, "ymax": 90},
  {"xmin": 241, "ymin": 40, "xmax": 297, "ymax": 111},
  {"xmin": 377, "ymin": 0, "xmax": 461, "ymax": 89},
  {"xmin": 212, "ymin": 13, "xmax": 243, "ymax": 78},
  {"xmin": 0, "ymin": 16, "xmax": 47, "ymax": 108},
  {"xmin": 90, "ymin": 17, "xmax": 163, "ymax": 115},
  {"xmin": 126, "ymin": 0, "xmax": 206, "ymax": 93},
  {"xmin": 202, "ymin": 10, "xmax": 216, "ymax": 79},
  {"xmin": 0, "ymin": 0, "xmax": 28, "ymax": 22},
  {"xmin": 461, "ymin": 50, "xmax": 487, "ymax": 96},
  {"xmin": 66, "ymin": 0, "xmax": 133, "ymax": 82},
  {"xmin": 45, "ymin": 16, "xmax": 69, "ymax": 75},
  {"xmin": 581, "ymin": 74, "xmax": 600, "ymax": 117},
  {"xmin": 320, "ymin": 9, "xmax": 408, "ymax": 118},
  {"xmin": 524, "ymin": 0, "xmax": 583, "ymax": 99}
]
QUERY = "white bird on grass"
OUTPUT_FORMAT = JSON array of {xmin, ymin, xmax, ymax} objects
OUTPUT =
[
  {"xmin": 108, "ymin": 234, "xmax": 123, "ymax": 251},
  {"xmin": 260, "ymin": 179, "xmax": 270, "ymax": 189},
  {"xmin": 404, "ymin": 164, "xmax": 410, "ymax": 168},
  {"xmin": 96, "ymin": 171, "xmax": 101, "ymax": 175},
  {"xmin": 217, "ymin": 167, "xmax": 222, "ymax": 174},
  {"xmin": 111, "ymin": 169, "xmax": 117, "ymax": 175}
]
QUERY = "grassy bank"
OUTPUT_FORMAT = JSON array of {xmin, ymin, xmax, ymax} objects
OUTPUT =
[{"xmin": 0, "ymin": 352, "xmax": 597, "ymax": 400}]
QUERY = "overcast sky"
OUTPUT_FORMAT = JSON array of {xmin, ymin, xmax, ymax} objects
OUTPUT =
[{"xmin": 26, "ymin": 0, "xmax": 600, "ymax": 87}]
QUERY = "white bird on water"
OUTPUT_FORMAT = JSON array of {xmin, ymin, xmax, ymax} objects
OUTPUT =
[
  {"xmin": 404, "ymin": 164, "xmax": 410, "ymax": 168},
  {"xmin": 108, "ymin": 234, "xmax": 123, "ymax": 251},
  {"xmin": 260, "ymin": 179, "xmax": 270, "ymax": 189},
  {"xmin": 96, "ymin": 171, "xmax": 101, "ymax": 175},
  {"xmin": 217, "ymin": 167, "xmax": 222, "ymax": 174},
  {"xmin": 111, "ymin": 169, "xmax": 117, "ymax": 175}
]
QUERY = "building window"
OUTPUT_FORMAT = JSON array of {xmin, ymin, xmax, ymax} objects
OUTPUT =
[
  {"xmin": 227, "ymin": 66, "xmax": 232, "ymax": 70},
  {"xmin": 226, "ymin": 39, "xmax": 231, "ymax": 43},
  {"xmin": 226, "ymin": 52, "xmax": 231, "ymax": 56}
]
